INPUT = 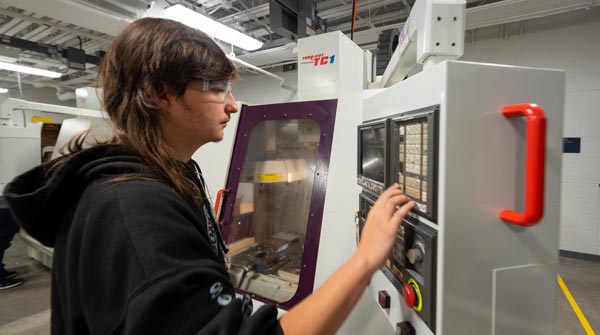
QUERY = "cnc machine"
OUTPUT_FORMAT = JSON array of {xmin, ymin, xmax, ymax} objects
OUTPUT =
[{"xmin": 198, "ymin": 1, "xmax": 564, "ymax": 332}]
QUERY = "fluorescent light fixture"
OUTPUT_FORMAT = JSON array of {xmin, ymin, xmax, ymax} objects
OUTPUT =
[
  {"xmin": 164, "ymin": 4, "xmax": 263, "ymax": 51},
  {"xmin": 0, "ymin": 88, "xmax": 8, "ymax": 93},
  {"xmin": 0, "ymin": 61, "xmax": 62, "ymax": 78}
]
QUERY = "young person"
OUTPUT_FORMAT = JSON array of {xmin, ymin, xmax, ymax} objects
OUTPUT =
[{"xmin": 4, "ymin": 18, "xmax": 414, "ymax": 334}]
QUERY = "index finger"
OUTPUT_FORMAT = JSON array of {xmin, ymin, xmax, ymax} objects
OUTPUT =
[{"xmin": 378, "ymin": 184, "xmax": 405, "ymax": 201}]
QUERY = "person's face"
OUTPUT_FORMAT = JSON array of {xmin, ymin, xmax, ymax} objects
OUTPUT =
[{"xmin": 157, "ymin": 79, "xmax": 238, "ymax": 159}]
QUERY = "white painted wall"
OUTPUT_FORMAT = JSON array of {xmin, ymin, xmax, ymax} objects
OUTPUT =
[{"xmin": 232, "ymin": 7, "xmax": 600, "ymax": 255}]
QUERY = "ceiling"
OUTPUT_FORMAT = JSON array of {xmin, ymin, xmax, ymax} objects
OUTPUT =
[{"xmin": 0, "ymin": 0, "xmax": 597, "ymax": 95}]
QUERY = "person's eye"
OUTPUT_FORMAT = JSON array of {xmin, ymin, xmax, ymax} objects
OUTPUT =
[
  {"xmin": 210, "ymin": 86, "xmax": 226, "ymax": 94},
  {"xmin": 208, "ymin": 83, "xmax": 227, "ymax": 93}
]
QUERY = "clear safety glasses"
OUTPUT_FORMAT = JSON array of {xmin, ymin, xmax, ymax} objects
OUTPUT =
[{"xmin": 188, "ymin": 79, "xmax": 232, "ymax": 103}]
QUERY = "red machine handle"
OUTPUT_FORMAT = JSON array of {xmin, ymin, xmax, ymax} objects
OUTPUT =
[
  {"xmin": 214, "ymin": 189, "xmax": 230, "ymax": 225},
  {"xmin": 499, "ymin": 103, "xmax": 546, "ymax": 226}
]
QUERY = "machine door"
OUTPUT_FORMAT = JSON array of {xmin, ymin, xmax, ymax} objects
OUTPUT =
[{"xmin": 219, "ymin": 99, "xmax": 337, "ymax": 309}]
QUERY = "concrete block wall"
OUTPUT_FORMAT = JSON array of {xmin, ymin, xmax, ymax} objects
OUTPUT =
[{"xmin": 561, "ymin": 91, "xmax": 600, "ymax": 254}]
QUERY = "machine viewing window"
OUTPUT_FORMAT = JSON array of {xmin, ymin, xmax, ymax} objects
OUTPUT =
[
  {"xmin": 392, "ymin": 107, "xmax": 438, "ymax": 220},
  {"xmin": 226, "ymin": 119, "xmax": 320, "ymax": 304},
  {"xmin": 357, "ymin": 120, "xmax": 389, "ymax": 195}
]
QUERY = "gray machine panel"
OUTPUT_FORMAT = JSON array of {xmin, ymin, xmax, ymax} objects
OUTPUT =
[{"xmin": 362, "ymin": 61, "xmax": 564, "ymax": 334}]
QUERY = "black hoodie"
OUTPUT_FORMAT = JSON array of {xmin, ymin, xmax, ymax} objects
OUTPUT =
[{"xmin": 4, "ymin": 145, "xmax": 283, "ymax": 335}]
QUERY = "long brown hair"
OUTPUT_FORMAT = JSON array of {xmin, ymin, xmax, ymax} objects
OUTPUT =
[{"xmin": 51, "ymin": 18, "xmax": 238, "ymax": 206}]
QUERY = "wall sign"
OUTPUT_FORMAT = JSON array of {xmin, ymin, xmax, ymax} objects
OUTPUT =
[{"xmin": 563, "ymin": 137, "xmax": 581, "ymax": 153}]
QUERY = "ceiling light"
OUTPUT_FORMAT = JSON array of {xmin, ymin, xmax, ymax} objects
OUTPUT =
[
  {"xmin": 0, "ymin": 61, "xmax": 62, "ymax": 78},
  {"xmin": 164, "ymin": 4, "xmax": 263, "ymax": 51},
  {"xmin": 0, "ymin": 88, "xmax": 8, "ymax": 93}
]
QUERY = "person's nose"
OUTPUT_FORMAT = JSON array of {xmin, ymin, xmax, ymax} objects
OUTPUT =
[{"xmin": 225, "ymin": 92, "xmax": 238, "ymax": 114}]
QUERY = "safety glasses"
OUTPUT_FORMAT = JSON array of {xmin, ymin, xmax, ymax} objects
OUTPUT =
[{"xmin": 188, "ymin": 79, "xmax": 232, "ymax": 103}]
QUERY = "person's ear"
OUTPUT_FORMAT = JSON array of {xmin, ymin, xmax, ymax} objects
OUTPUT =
[{"xmin": 149, "ymin": 83, "xmax": 172, "ymax": 112}]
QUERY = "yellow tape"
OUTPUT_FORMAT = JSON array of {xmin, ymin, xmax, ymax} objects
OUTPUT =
[
  {"xmin": 30, "ymin": 116, "xmax": 52, "ymax": 123},
  {"xmin": 259, "ymin": 173, "xmax": 283, "ymax": 182},
  {"xmin": 557, "ymin": 274, "xmax": 596, "ymax": 335}
]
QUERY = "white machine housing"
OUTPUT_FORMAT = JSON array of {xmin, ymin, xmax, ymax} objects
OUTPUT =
[
  {"xmin": 363, "ymin": 60, "xmax": 564, "ymax": 334},
  {"xmin": 297, "ymin": 30, "xmax": 367, "ymax": 100},
  {"xmin": 0, "ymin": 125, "xmax": 40, "ymax": 194},
  {"xmin": 375, "ymin": 0, "xmax": 466, "ymax": 88},
  {"xmin": 0, "ymin": 98, "xmax": 110, "ymax": 268},
  {"xmin": 199, "ymin": 29, "xmax": 394, "ymax": 334}
]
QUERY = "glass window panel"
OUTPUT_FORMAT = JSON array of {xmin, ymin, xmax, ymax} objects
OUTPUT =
[{"xmin": 227, "ymin": 119, "xmax": 320, "ymax": 303}]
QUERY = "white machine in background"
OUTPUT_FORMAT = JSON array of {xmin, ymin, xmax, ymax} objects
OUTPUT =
[
  {"xmin": 196, "ymin": 0, "xmax": 563, "ymax": 333},
  {"xmin": 0, "ymin": 97, "xmax": 110, "ymax": 268},
  {"xmin": 0, "ymin": 125, "xmax": 40, "ymax": 195}
]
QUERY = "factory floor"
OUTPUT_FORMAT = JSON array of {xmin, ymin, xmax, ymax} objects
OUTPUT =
[{"xmin": 0, "ymin": 237, "xmax": 599, "ymax": 335}]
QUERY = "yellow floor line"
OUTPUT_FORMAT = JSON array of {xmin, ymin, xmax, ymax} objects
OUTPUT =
[{"xmin": 557, "ymin": 274, "xmax": 596, "ymax": 335}]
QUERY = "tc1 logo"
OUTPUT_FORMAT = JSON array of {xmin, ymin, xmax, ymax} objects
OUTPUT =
[{"xmin": 301, "ymin": 53, "xmax": 336, "ymax": 66}]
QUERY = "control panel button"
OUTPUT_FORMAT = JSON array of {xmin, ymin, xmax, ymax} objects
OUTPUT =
[
  {"xmin": 378, "ymin": 290, "xmax": 391, "ymax": 309},
  {"xmin": 395, "ymin": 321, "xmax": 416, "ymax": 335},
  {"xmin": 402, "ymin": 283, "xmax": 417, "ymax": 308},
  {"xmin": 406, "ymin": 247, "xmax": 423, "ymax": 264}
]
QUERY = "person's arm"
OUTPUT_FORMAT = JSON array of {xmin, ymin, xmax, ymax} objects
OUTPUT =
[{"xmin": 280, "ymin": 184, "xmax": 414, "ymax": 334}]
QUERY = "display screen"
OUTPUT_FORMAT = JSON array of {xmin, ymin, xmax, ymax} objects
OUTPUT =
[
  {"xmin": 396, "ymin": 118, "xmax": 429, "ymax": 205},
  {"xmin": 360, "ymin": 126, "xmax": 385, "ymax": 183}
]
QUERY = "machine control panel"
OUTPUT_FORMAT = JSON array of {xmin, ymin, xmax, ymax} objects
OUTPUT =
[
  {"xmin": 358, "ymin": 191, "xmax": 437, "ymax": 331},
  {"xmin": 357, "ymin": 107, "xmax": 439, "ymax": 332}
]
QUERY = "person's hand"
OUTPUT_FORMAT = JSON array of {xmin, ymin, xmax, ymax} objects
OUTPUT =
[
  {"xmin": 356, "ymin": 184, "xmax": 414, "ymax": 274},
  {"xmin": 279, "ymin": 184, "xmax": 413, "ymax": 335}
]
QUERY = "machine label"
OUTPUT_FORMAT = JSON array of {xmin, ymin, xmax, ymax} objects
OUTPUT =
[
  {"xmin": 301, "ymin": 53, "xmax": 336, "ymax": 66},
  {"xmin": 259, "ymin": 173, "xmax": 283, "ymax": 181},
  {"xmin": 31, "ymin": 116, "xmax": 53, "ymax": 123}
]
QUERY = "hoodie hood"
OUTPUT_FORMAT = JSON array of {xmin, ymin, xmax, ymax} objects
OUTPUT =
[{"xmin": 3, "ymin": 145, "xmax": 157, "ymax": 247}]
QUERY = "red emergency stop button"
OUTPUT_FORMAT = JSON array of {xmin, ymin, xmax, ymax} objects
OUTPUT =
[
  {"xmin": 378, "ymin": 290, "xmax": 390, "ymax": 309},
  {"xmin": 402, "ymin": 283, "xmax": 417, "ymax": 308}
]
